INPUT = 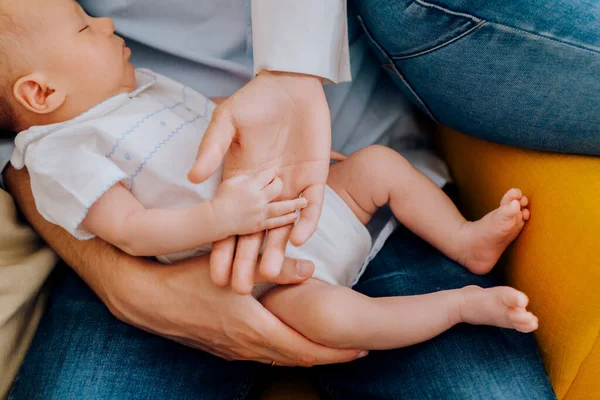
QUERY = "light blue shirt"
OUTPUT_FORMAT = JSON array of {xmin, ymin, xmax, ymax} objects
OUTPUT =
[{"xmin": 0, "ymin": 0, "xmax": 449, "ymax": 189}]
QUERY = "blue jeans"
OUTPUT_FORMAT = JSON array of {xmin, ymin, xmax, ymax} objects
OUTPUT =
[
  {"xmin": 354, "ymin": 0, "xmax": 600, "ymax": 155},
  {"xmin": 10, "ymin": 213, "xmax": 555, "ymax": 399}
]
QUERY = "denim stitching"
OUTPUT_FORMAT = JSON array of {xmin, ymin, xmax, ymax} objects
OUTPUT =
[
  {"xmin": 392, "ymin": 21, "xmax": 486, "ymax": 60},
  {"xmin": 357, "ymin": 16, "xmax": 394, "ymax": 64},
  {"xmin": 414, "ymin": 0, "xmax": 480, "ymax": 22},
  {"xmin": 129, "ymin": 114, "xmax": 204, "ymax": 188},
  {"xmin": 415, "ymin": 0, "xmax": 600, "ymax": 55},
  {"xmin": 106, "ymin": 86, "xmax": 188, "ymax": 158},
  {"xmin": 490, "ymin": 22, "xmax": 600, "ymax": 55},
  {"xmin": 357, "ymin": 14, "xmax": 440, "ymax": 122}
]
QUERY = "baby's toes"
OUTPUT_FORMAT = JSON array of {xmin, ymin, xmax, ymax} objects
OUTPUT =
[
  {"xmin": 501, "ymin": 188, "xmax": 522, "ymax": 206},
  {"xmin": 520, "ymin": 195, "xmax": 529, "ymax": 208},
  {"xmin": 498, "ymin": 200, "xmax": 522, "ymax": 222},
  {"xmin": 509, "ymin": 310, "xmax": 539, "ymax": 333},
  {"xmin": 502, "ymin": 288, "xmax": 529, "ymax": 309},
  {"xmin": 522, "ymin": 208, "xmax": 531, "ymax": 221}
]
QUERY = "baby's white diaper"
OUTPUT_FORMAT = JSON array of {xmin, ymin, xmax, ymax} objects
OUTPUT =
[{"xmin": 252, "ymin": 185, "xmax": 372, "ymax": 298}]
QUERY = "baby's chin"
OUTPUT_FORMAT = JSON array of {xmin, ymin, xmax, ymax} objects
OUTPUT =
[{"xmin": 122, "ymin": 67, "xmax": 137, "ymax": 92}]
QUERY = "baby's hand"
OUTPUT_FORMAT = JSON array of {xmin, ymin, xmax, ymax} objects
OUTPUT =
[{"xmin": 212, "ymin": 168, "xmax": 308, "ymax": 236}]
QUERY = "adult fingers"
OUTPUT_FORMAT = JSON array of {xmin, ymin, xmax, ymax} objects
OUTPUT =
[
  {"xmin": 210, "ymin": 236, "xmax": 237, "ymax": 287},
  {"xmin": 231, "ymin": 232, "xmax": 264, "ymax": 295},
  {"xmin": 261, "ymin": 213, "xmax": 298, "ymax": 231},
  {"xmin": 188, "ymin": 106, "xmax": 236, "ymax": 184},
  {"xmin": 254, "ymin": 257, "xmax": 314, "ymax": 284},
  {"xmin": 259, "ymin": 225, "xmax": 292, "ymax": 280},
  {"xmin": 289, "ymin": 184, "xmax": 325, "ymax": 247}
]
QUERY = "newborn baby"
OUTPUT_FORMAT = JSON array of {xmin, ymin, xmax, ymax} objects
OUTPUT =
[{"xmin": 3, "ymin": 0, "xmax": 537, "ymax": 353}]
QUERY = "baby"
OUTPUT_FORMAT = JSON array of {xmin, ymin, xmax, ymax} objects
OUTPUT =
[{"xmin": 3, "ymin": 0, "xmax": 538, "ymax": 353}]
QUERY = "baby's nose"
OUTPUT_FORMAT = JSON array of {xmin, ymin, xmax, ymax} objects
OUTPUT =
[{"xmin": 98, "ymin": 17, "xmax": 116, "ymax": 35}]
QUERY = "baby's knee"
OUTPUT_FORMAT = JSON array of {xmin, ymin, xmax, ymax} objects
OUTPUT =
[
  {"xmin": 352, "ymin": 145, "xmax": 412, "ymax": 175},
  {"xmin": 348, "ymin": 145, "xmax": 415, "ymax": 192}
]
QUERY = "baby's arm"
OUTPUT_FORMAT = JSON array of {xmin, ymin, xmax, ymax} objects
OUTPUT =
[{"xmin": 81, "ymin": 168, "xmax": 306, "ymax": 257}]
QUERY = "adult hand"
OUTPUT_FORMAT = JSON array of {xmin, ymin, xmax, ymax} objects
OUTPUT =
[
  {"xmin": 191, "ymin": 71, "xmax": 332, "ymax": 293},
  {"xmin": 5, "ymin": 166, "xmax": 366, "ymax": 366}
]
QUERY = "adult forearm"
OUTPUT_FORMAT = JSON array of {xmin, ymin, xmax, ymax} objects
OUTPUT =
[{"xmin": 4, "ymin": 166, "xmax": 150, "ymax": 314}]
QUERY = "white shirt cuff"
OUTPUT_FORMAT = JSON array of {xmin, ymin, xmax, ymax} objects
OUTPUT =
[{"xmin": 251, "ymin": 0, "xmax": 351, "ymax": 84}]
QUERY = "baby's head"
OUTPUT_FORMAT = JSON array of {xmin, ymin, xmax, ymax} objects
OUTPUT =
[{"xmin": 0, "ymin": 0, "xmax": 135, "ymax": 132}]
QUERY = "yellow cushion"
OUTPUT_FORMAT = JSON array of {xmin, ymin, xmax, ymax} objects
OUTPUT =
[{"xmin": 438, "ymin": 127, "xmax": 600, "ymax": 400}]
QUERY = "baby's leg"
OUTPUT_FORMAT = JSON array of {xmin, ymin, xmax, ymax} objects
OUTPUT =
[
  {"xmin": 328, "ymin": 145, "xmax": 529, "ymax": 275},
  {"xmin": 260, "ymin": 279, "xmax": 537, "ymax": 350}
]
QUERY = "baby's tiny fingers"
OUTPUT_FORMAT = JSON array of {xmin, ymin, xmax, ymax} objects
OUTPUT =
[
  {"xmin": 262, "ymin": 177, "xmax": 284, "ymax": 201},
  {"xmin": 262, "ymin": 213, "xmax": 298, "ymax": 230},
  {"xmin": 266, "ymin": 198, "xmax": 308, "ymax": 218}
]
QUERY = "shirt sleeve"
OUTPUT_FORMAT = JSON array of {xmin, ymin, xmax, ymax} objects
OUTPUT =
[
  {"xmin": 13, "ymin": 134, "xmax": 128, "ymax": 240},
  {"xmin": 251, "ymin": 0, "xmax": 351, "ymax": 84}
]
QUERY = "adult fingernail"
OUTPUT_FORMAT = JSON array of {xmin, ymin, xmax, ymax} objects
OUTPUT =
[
  {"xmin": 356, "ymin": 351, "xmax": 369, "ymax": 359},
  {"xmin": 297, "ymin": 260, "xmax": 313, "ymax": 277}
]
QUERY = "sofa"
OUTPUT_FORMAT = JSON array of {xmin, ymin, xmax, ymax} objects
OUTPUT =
[{"xmin": 263, "ymin": 126, "xmax": 600, "ymax": 399}]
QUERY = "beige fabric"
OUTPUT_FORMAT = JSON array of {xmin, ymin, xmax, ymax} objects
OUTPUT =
[{"xmin": 0, "ymin": 189, "xmax": 55, "ymax": 399}]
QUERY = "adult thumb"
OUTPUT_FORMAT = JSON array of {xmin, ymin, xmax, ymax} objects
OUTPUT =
[{"xmin": 188, "ymin": 107, "xmax": 236, "ymax": 184}]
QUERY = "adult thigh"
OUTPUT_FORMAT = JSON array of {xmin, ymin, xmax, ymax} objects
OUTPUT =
[
  {"xmin": 354, "ymin": 0, "xmax": 600, "ymax": 155},
  {"xmin": 9, "ymin": 266, "xmax": 263, "ymax": 400}
]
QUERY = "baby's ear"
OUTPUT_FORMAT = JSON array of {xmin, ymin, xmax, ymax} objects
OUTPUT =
[{"xmin": 13, "ymin": 73, "xmax": 66, "ymax": 115}]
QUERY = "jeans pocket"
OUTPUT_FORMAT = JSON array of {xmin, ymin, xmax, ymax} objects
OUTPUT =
[
  {"xmin": 356, "ymin": 0, "xmax": 486, "ymax": 122},
  {"xmin": 356, "ymin": 0, "xmax": 484, "ymax": 59}
]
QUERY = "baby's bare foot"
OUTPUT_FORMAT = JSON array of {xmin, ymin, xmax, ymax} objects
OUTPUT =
[
  {"xmin": 457, "ymin": 285, "xmax": 538, "ymax": 333},
  {"xmin": 456, "ymin": 188, "xmax": 530, "ymax": 275}
]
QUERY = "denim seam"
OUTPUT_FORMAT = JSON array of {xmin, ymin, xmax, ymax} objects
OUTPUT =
[
  {"xmin": 562, "ymin": 328, "xmax": 600, "ymax": 399},
  {"xmin": 489, "ymin": 22, "xmax": 600, "ymax": 56},
  {"xmin": 356, "ymin": 16, "xmax": 394, "ymax": 64},
  {"xmin": 414, "ymin": 0, "xmax": 600, "ymax": 55},
  {"xmin": 357, "ymin": 15, "xmax": 440, "ymax": 122},
  {"xmin": 391, "ymin": 20, "xmax": 486, "ymax": 60},
  {"xmin": 413, "ymin": 0, "xmax": 480, "ymax": 22}
]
